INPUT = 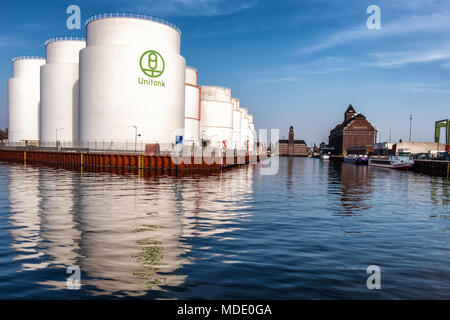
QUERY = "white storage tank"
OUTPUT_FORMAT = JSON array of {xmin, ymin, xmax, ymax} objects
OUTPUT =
[
  {"xmin": 8, "ymin": 57, "xmax": 46, "ymax": 143},
  {"xmin": 200, "ymin": 86, "xmax": 233, "ymax": 149},
  {"xmin": 240, "ymin": 107, "xmax": 249, "ymax": 151},
  {"xmin": 40, "ymin": 37, "xmax": 86, "ymax": 144},
  {"xmin": 79, "ymin": 13, "xmax": 186, "ymax": 149},
  {"xmin": 184, "ymin": 66, "xmax": 200, "ymax": 146},
  {"xmin": 232, "ymin": 98, "xmax": 241, "ymax": 150},
  {"xmin": 185, "ymin": 65, "xmax": 198, "ymax": 86},
  {"xmin": 247, "ymin": 116, "xmax": 256, "ymax": 154}
]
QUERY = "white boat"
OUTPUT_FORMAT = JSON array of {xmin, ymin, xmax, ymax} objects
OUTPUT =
[
  {"xmin": 368, "ymin": 156, "xmax": 414, "ymax": 170},
  {"xmin": 320, "ymin": 154, "xmax": 330, "ymax": 160}
]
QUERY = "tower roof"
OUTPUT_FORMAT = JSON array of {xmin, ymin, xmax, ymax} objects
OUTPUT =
[{"xmin": 345, "ymin": 104, "xmax": 356, "ymax": 113}]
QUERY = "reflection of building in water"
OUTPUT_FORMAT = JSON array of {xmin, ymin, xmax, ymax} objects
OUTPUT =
[
  {"xmin": 76, "ymin": 174, "xmax": 188, "ymax": 296},
  {"xmin": 334, "ymin": 163, "xmax": 374, "ymax": 215},
  {"xmin": 286, "ymin": 157, "xmax": 294, "ymax": 195},
  {"xmin": 175, "ymin": 165, "xmax": 255, "ymax": 273},
  {"xmin": 430, "ymin": 177, "xmax": 450, "ymax": 207},
  {"xmin": 8, "ymin": 165, "xmax": 48, "ymax": 271}
]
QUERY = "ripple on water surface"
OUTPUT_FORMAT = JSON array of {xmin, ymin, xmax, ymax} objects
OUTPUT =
[{"xmin": 0, "ymin": 158, "xmax": 449, "ymax": 299}]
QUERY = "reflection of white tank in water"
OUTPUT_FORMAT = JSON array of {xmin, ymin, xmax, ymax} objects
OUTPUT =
[
  {"xmin": 79, "ymin": 14, "xmax": 186, "ymax": 149},
  {"xmin": 8, "ymin": 57, "xmax": 45, "ymax": 143},
  {"xmin": 38, "ymin": 171, "xmax": 81, "ymax": 264},
  {"xmin": 184, "ymin": 66, "xmax": 200, "ymax": 146},
  {"xmin": 76, "ymin": 174, "xmax": 187, "ymax": 296},
  {"xmin": 40, "ymin": 38, "xmax": 86, "ymax": 144},
  {"xmin": 8, "ymin": 165, "xmax": 48, "ymax": 271},
  {"xmin": 35, "ymin": 170, "xmax": 82, "ymax": 290},
  {"xmin": 201, "ymin": 86, "xmax": 233, "ymax": 149},
  {"xmin": 180, "ymin": 166, "xmax": 254, "ymax": 241}
]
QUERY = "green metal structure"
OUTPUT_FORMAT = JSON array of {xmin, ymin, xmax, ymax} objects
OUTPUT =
[{"xmin": 435, "ymin": 119, "xmax": 450, "ymax": 147}]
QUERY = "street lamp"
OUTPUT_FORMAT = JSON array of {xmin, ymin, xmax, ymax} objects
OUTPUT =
[
  {"xmin": 248, "ymin": 124, "xmax": 257, "ymax": 154},
  {"xmin": 56, "ymin": 128, "xmax": 64, "ymax": 150},
  {"xmin": 132, "ymin": 125, "xmax": 141, "ymax": 153},
  {"xmin": 409, "ymin": 114, "xmax": 413, "ymax": 142}
]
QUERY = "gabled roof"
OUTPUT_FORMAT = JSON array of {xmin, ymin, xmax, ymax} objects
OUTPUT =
[
  {"xmin": 330, "ymin": 113, "xmax": 374, "ymax": 136},
  {"xmin": 345, "ymin": 104, "xmax": 356, "ymax": 114}
]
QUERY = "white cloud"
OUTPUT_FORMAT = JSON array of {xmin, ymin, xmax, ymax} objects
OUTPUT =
[
  {"xmin": 248, "ymin": 77, "xmax": 300, "ymax": 85},
  {"xmin": 373, "ymin": 82, "xmax": 450, "ymax": 94},
  {"xmin": 0, "ymin": 35, "xmax": 29, "ymax": 48},
  {"xmin": 297, "ymin": 9, "xmax": 450, "ymax": 54},
  {"xmin": 113, "ymin": 0, "xmax": 258, "ymax": 17},
  {"xmin": 369, "ymin": 47, "xmax": 450, "ymax": 67}
]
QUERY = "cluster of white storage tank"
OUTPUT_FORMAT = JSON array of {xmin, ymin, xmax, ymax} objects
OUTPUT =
[
  {"xmin": 40, "ymin": 37, "xmax": 86, "ymax": 144},
  {"xmin": 7, "ymin": 13, "xmax": 256, "ymax": 154}
]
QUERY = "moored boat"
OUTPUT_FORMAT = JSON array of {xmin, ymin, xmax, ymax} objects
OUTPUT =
[
  {"xmin": 344, "ymin": 154, "xmax": 368, "ymax": 165},
  {"xmin": 368, "ymin": 156, "xmax": 414, "ymax": 170}
]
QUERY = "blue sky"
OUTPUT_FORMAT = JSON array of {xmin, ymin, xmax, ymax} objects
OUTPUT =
[{"xmin": 1, "ymin": 0, "xmax": 450, "ymax": 145}]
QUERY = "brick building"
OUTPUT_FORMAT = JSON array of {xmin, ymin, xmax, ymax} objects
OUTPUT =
[
  {"xmin": 278, "ymin": 126, "xmax": 308, "ymax": 156},
  {"xmin": 329, "ymin": 105, "xmax": 377, "ymax": 156}
]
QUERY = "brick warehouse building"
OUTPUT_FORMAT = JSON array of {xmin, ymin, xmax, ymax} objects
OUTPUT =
[
  {"xmin": 329, "ymin": 105, "xmax": 377, "ymax": 156},
  {"xmin": 278, "ymin": 126, "xmax": 308, "ymax": 156}
]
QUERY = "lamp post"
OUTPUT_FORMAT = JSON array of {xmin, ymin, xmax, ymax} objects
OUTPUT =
[
  {"xmin": 374, "ymin": 125, "xmax": 378, "ymax": 143},
  {"xmin": 55, "ymin": 128, "xmax": 64, "ymax": 151},
  {"xmin": 409, "ymin": 114, "xmax": 413, "ymax": 142},
  {"xmin": 132, "ymin": 125, "xmax": 141, "ymax": 153},
  {"xmin": 248, "ymin": 124, "xmax": 257, "ymax": 154}
]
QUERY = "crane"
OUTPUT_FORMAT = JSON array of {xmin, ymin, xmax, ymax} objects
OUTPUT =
[{"xmin": 435, "ymin": 119, "xmax": 450, "ymax": 151}]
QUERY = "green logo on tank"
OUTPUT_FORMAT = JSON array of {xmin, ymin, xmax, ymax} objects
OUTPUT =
[{"xmin": 139, "ymin": 50, "xmax": 165, "ymax": 78}]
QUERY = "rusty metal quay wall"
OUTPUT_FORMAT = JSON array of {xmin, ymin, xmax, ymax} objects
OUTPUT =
[
  {"xmin": 0, "ymin": 149, "xmax": 258, "ymax": 172},
  {"xmin": 413, "ymin": 160, "xmax": 450, "ymax": 179}
]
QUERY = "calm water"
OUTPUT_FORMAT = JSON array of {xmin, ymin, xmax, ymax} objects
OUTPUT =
[{"xmin": 0, "ymin": 158, "xmax": 449, "ymax": 299}]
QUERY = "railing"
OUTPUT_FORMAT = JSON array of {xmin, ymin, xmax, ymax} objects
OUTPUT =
[
  {"xmin": 85, "ymin": 12, "xmax": 181, "ymax": 35},
  {"xmin": 2, "ymin": 140, "xmax": 255, "ymax": 157},
  {"xmin": 45, "ymin": 36, "xmax": 86, "ymax": 46},
  {"xmin": 38, "ymin": 140, "xmax": 174, "ymax": 154},
  {"xmin": 11, "ymin": 56, "xmax": 45, "ymax": 62}
]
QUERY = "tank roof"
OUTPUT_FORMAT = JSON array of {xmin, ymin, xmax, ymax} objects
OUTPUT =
[
  {"xmin": 201, "ymin": 85, "xmax": 232, "ymax": 91},
  {"xmin": 186, "ymin": 66, "xmax": 198, "ymax": 72},
  {"xmin": 11, "ymin": 56, "xmax": 45, "ymax": 62},
  {"xmin": 45, "ymin": 36, "xmax": 86, "ymax": 46},
  {"xmin": 85, "ymin": 12, "xmax": 181, "ymax": 35}
]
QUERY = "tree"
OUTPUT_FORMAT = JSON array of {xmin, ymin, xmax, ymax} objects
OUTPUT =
[{"xmin": 0, "ymin": 128, "xmax": 8, "ymax": 140}]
